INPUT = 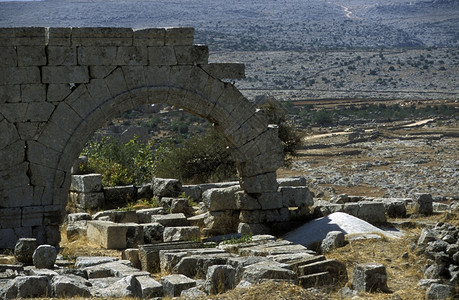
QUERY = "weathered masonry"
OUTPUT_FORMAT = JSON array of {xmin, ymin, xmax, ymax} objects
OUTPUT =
[{"xmin": 0, "ymin": 27, "xmax": 284, "ymax": 248}]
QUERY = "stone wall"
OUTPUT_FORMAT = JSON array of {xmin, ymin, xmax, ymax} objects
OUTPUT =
[{"xmin": 0, "ymin": 27, "xmax": 284, "ymax": 248}]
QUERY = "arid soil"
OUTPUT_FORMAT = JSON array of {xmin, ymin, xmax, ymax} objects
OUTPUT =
[{"xmin": 278, "ymin": 118, "xmax": 459, "ymax": 202}]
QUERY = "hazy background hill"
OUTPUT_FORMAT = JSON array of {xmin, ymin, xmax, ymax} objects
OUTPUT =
[{"xmin": 0, "ymin": 0, "xmax": 458, "ymax": 50}]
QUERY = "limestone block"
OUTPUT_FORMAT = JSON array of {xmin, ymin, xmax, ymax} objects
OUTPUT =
[
  {"xmin": 70, "ymin": 192, "xmax": 104, "ymax": 210},
  {"xmin": 89, "ymin": 65, "xmax": 117, "ymax": 79},
  {"xmin": 352, "ymin": 263, "xmax": 389, "ymax": 292},
  {"xmin": 205, "ymin": 265, "xmax": 236, "ymax": 295},
  {"xmin": 74, "ymin": 256, "xmax": 118, "ymax": 268},
  {"xmin": 104, "ymin": 67, "xmax": 128, "ymax": 97},
  {"xmin": 14, "ymin": 238, "xmax": 37, "ymax": 264},
  {"xmin": 47, "ymin": 46, "xmax": 77, "ymax": 65},
  {"xmin": 240, "ymin": 172, "xmax": 279, "ymax": 194},
  {"xmin": 125, "ymin": 223, "xmax": 144, "ymax": 248},
  {"xmin": 0, "ymin": 140, "xmax": 25, "ymax": 171},
  {"xmin": 66, "ymin": 221, "xmax": 88, "ymax": 241},
  {"xmin": 343, "ymin": 201, "xmax": 386, "ymax": 224},
  {"xmin": 117, "ymin": 46, "xmax": 148, "ymax": 65},
  {"xmin": 0, "ymin": 119, "xmax": 19, "ymax": 149},
  {"xmin": 181, "ymin": 185, "xmax": 202, "ymax": 201},
  {"xmin": 180, "ymin": 287, "xmax": 206, "ymax": 298},
  {"xmin": 70, "ymin": 174, "xmax": 102, "ymax": 193},
  {"xmin": 299, "ymin": 272, "xmax": 332, "ymax": 288},
  {"xmin": 48, "ymin": 27, "xmax": 71, "ymax": 46},
  {"xmin": 170, "ymin": 198, "xmax": 190, "ymax": 214},
  {"xmin": 320, "ymin": 231, "xmax": 346, "ymax": 253},
  {"xmin": 0, "ymin": 67, "xmax": 41, "ymax": 84},
  {"xmin": 163, "ymin": 226, "xmax": 200, "ymax": 242},
  {"xmin": 151, "ymin": 213, "xmax": 189, "ymax": 227},
  {"xmin": 203, "ymin": 211, "xmax": 239, "ymax": 236},
  {"xmin": 201, "ymin": 63, "xmax": 245, "ymax": 79},
  {"xmin": 381, "ymin": 199, "xmax": 406, "ymax": 218},
  {"xmin": 136, "ymin": 208, "xmax": 164, "ymax": 224},
  {"xmin": 0, "ymin": 47, "xmax": 17, "ymax": 66},
  {"xmin": 17, "ymin": 46, "xmax": 46, "ymax": 66},
  {"xmin": 48, "ymin": 102, "xmax": 83, "ymax": 135},
  {"xmin": 1, "ymin": 185, "xmax": 34, "ymax": 208},
  {"xmin": 33, "ymin": 244, "xmax": 57, "ymax": 269},
  {"xmin": 121, "ymin": 66, "xmax": 146, "ymax": 90},
  {"xmin": 87, "ymin": 220, "xmax": 128, "ymax": 249},
  {"xmin": 241, "ymin": 260, "xmax": 296, "ymax": 284},
  {"xmin": 0, "ymin": 275, "xmax": 51, "ymax": 299},
  {"xmin": 289, "ymin": 206, "xmax": 311, "ymax": 221},
  {"xmin": 122, "ymin": 248, "xmax": 141, "ymax": 269},
  {"xmin": 72, "ymin": 27, "xmax": 133, "ymax": 46},
  {"xmin": 238, "ymin": 223, "xmax": 271, "ymax": 235},
  {"xmin": 236, "ymin": 191, "xmax": 262, "ymax": 210},
  {"xmin": 161, "ymin": 274, "xmax": 196, "ymax": 297},
  {"xmin": 21, "ymin": 84, "xmax": 46, "ymax": 102},
  {"xmin": 173, "ymin": 253, "xmax": 232, "ymax": 279},
  {"xmin": 46, "ymin": 84, "xmax": 72, "ymax": 102},
  {"xmin": 22, "ymin": 206, "xmax": 44, "ymax": 227},
  {"xmin": 280, "ymin": 186, "xmax": 314, "ymax": 208},
  {"xmin": 175, "ymin": 45, "xmax": 208, "ymax": 65},
  {"xmin": 25, "ymin": 102, "xmax": 56, "ymax": 122},
  {"xmin": 42, "ymin": 66, "xmax": 89, "ymax": 84},
  {"xmin": 136, "ymin": 276, "xmax": 163, "ymax": 298},
  {"xmin": 148, "ymin": 46, "xmax": 177, "ymax": 65},
  {"xmin": 165, "ymin": 27, "xmax": 194, "ymax": 46},
  {"xmin": 412, "ymin": 193, "xmax": 433, "ymax": 215},
  {"xmin": 51, "ymin": 275, "xmax": 91, "ymax": 297},
  {"xmin": 97, "ymin": 275, "xmax": 142, "ymax": 298},
  {"xmin": 3, "ymin": 27, "xmax": 47, "ymax": 46},
  {"xmin": 258, "ymin": 192, "xmax": 284, "ymax": 210},
  {"xmin": 0, "ymin": 84, "xmax": 21, "ymax": 103},
  {"xmin": 152, "ymin": 178, "xmax": 182, "ymax": 198},
  {"xmin": 133, "ymin": 28, "xmax": 165, "ymax": 46},
  {"xmin": 15, "ymin": 122, "xmax": 44, "ymax": 141},
  {"xmin": 203, "ymin": 185, "xmax": 240, "ymax": 212}
]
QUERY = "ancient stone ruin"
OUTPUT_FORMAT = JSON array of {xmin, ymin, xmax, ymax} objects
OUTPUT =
[{"xmin": 0, "ymin": 27, "xmax": 284, "ymax": 248}]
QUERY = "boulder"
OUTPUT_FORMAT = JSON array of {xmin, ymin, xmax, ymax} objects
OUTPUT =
[
  {"xmin": 425, "ymin": 283, "xmax": 455, "ymax": 300},
  {"xmin": 33, "ymin": 245, "xmax": 57, "ymax": 269},
  {"xmin": 320, "ymin": 231, "xmax": 346, "ymax": 253},
  {"xmin": 0, "ymin": 275, "xmax": 51, "ymax": 299},
  {"xmin": 412, "ymin": 193, "xmax": 433, "ymax": 215},
  {"xmin": 96, "ymin": 275, "xmax": 142, "ymax": 298},
  {"xmin": 14, "ymin": 238, "xmax": 37, "ymax": 264}
]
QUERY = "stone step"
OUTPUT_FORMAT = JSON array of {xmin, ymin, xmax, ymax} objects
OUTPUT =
[
  {"xmin": 151, "ymin": 213, "xmax": 189, "ymax": 227},
  {"xmin": 298, "ymin": 271, "xmax": 332, "ymax": 288}
]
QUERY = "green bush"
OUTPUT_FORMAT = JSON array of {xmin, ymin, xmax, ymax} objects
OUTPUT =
[
  {"xmin": 312, "ymin": 110, "xmax": 334, "ymax": 125},
  {"xmin": 154, "ymin": 130, "xmax": 237, "ymax": 184},
  {"xmin": 82, "ymin": 136, "xmax": 155, "ymax": 186}
]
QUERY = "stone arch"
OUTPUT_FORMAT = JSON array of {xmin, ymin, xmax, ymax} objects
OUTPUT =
[{"xmin": 0, "ymin": 27, "xmax": 283, "ymax": 248}]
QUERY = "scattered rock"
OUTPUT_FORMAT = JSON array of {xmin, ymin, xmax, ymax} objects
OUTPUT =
[
  {"xmin": 14, "ymin": 238, "xmax": 37, "ymax": 264},
  {"xmin": 33, "ymin": 245, "xmax": 57, "ymax": 269},
  {"xmin": 320, "ymin": 231, "xmax": 346, "ymax": 253},
  {"xmin": 352, "ymin": 263, "xmax": 389, "ymax": 292}
]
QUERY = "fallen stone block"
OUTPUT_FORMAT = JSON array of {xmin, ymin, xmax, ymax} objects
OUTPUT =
[
  {"xmin": 0, "ymin": 275, "xmax": 51, "ymax": 299},
  {"xmin": 152, "ymin": 178, "xmax": 182, "ymax": 198},
  {"xmin": 352, "ymin": 262, "xmax": 389, "ymax": 292},
  {"xmin": 92, "ymin": 209, "xmax": 138, "ymax": 223},
  {"xmin": 188, "ymin": 213, "xmax": 206, "ymax": 228},
  {"xmin": 70, "ymin": 174, "xmax": 102, "ymax": 193},
  {"xmin": 143, "ymin": 222, "xmax": 165, "ymax": 243},
  {"xmin": 66, "ymin": 220, "xmax": 88, "ymax": 241},
  {"xmin": 241, "ymin": 260, "xmax": 297, "ymax": 284},
  {"xmin": 344, "ymin": 201, "xmax": 386, "ymax": 224},
  {"xmin": 151, "ymin": 213, "xmax": 189, "ymax": 227},
  {"xmin": 173, "ymin": 253, "xmax": 233, "ymax": 279},
  {"xmin": 87, "ymin": 221, "xmax": 128, "ymax": 249},
  {"xmin": 203, "ymin": 210, "xmax": 239, "ymax": 236},
  {"xmin": 137, "ymin": 275, "xmax": 163, "ymax": 298},
  {"xmin": 159, "ymin": 248, "xmax": 225, "ymax": 274},
  {"xmin": 67, "ymin": 212, "xmax": 91, "ymax": 223},
  {"xmin": 226, "ymin": 256, "xmax": 269, "ymax": 283},
  {"xmin": 51, "ymin": 275, "xmax": 91, "ymax": 297},
  {"xmin": 238, "ymin": 222, "xmax": 271, "ymax": 235},
  {"xmin": 95, "ymin": 260, "xmax": 150, "ymax": 278},
  {"xmin": 277, "ymin": 176, "xmax": 307, "ymax": 187},
  {"xmin": 96, "ymin": 275, "xmax": 142, "ymax": 298},
  {"xmin": 299, "ymin": 271, "xmax": 332, "ymax": 288},
  {"xmin": 181, "ymin": 184, "xmax": 203, "ymax": 201},
  {"xmin": 412, "ymin": 193, "xmax": 433, "ymax": 215},
  {"xmin": 138, "ymin": 241, "xmax": 202, "ymax": 273},
  {"xmin": 205, "ymin": 265, "xmax": 236, "ymax": 294},
  {"xmin": 69, "ymin": 191, "xmax": 104, "ymax": 210},
  {"xmin": 180, "ymin": 286, "xmax": 206, "ymax": 298},
  {"xmin": 74, "ymin": 256, "xmax": 118, "ymax": 268},
  {"xmin": 136, "ymin": 207, "xmax": 164, "ymax": 223},
  {"xmin": 170, "ymin": 198, "xmax": 191, "ymax": 215},
  {"xmin": 14, "ymin": 238, "xmax": 37, "ymax": 264},
  {"xmin": 163, "ymin": 226, "xmax": 200, "ymax": 242},
  {"xmin": 320, "ymin": 231, "xmax": 346, "ymax": 253},
  {"xmin": 162, "ymin": 274, "xmax": 196, "ymax": 297}
]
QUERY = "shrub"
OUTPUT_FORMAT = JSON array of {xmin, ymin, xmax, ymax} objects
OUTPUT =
[
  {"xmin": 81, "ymin": 136, "xmax": 155, "ymax": 186},
  {"xmin": 312, "ymin": 110, "xmax": 334, "ymax": 125}
]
